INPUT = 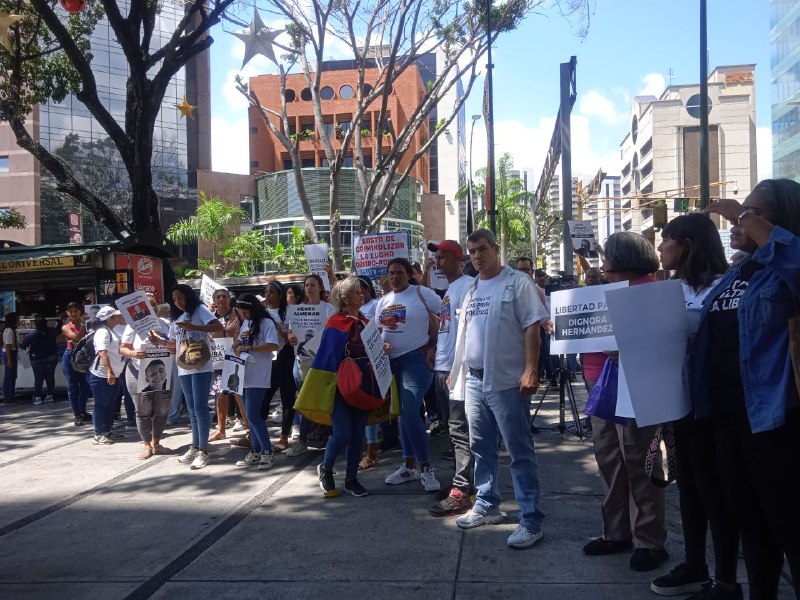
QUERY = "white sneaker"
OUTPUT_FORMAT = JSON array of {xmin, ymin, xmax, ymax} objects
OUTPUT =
[
  {"xmin": 268, "ymin": 405, "xmax": 282, "ymax": 423},
  {"xmin": 384, "ymin": 464, "xmax": 421, "ymax": 485},
  {"xmin": 285, "ymin": 441, "xmax": 308, "ymax": 457},
  {"xmin": 177, "ymin": 446, "xmax": 199, "ymax": 464},
  {"xmin": 420, "ymin": 466, "xmax": 441, "ymax": 492},
  {"xmin": 44, "ymin": 395, "xmax": 54, "ymax": 403},
  {"xmin": 33, "ymin": 396, "xmax": 44, "ymax": 405},
  {"xmin": 455, "ymin": 508, "xmax": 504, "ymax": 530},
  {"xmin": 232, "ymin": 420, "xmax": 245, "ymax": 433},
  {"xmin": 507, "ymin": 525, "xmax": 544, "ymax": 549},
  {"xmin": 190, "ymin": 451, "xmax": 210, "ymax": 470},
  {"xmin": 258, "ymin": 451, "xmax": 274, "ymax": 470},
  {"xmin": 291, "ymin": 424, "xmax": 300, "ymax": 440},
  {"xmin": 236, "ymin": 451, "xmax": 261, "ymax": 467}
]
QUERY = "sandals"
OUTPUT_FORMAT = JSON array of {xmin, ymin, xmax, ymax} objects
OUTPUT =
[
  {"xmin": 153, "ymin": 445, "xmax": 173, "ymax": 455},
  {"xmin": 273, "ymin": 436, "xmax": 289, "ymax": 453},
  {"xmin": 358, "ymin": 456, "xmax": 378, "ymax": 471},
  {"xmin": 208, "ymin": 430, "xmax": 226, "ymax": 442},
  {"xmin": 139, "ymin": 446, "xmax": 155, "ymax": 460}
]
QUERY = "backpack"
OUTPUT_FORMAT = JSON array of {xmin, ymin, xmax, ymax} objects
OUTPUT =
[{"xmin": 70, "ymin": 327, "xmax": 106, "ymax": 373}]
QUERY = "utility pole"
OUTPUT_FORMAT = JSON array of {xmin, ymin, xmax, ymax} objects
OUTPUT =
[
  {"xmin": 560, "ymin": 57, "xmax": 576, "ymax": 276},
  {"xmin": 699, "ymin": 0, "xmax": 710, "ymax": 208},
  {"xmin": 485, "ymin": 0, "xmax": 497, "ymax": 235}
]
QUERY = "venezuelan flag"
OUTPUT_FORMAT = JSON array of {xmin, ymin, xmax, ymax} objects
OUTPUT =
[{"xmin": 294, "ymin": 314, "xmax": 398, "ymax": 425}]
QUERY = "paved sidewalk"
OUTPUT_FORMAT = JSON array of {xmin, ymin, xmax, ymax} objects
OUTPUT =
[{"xmin": 0, "ymin": 383, "xmax": 794, "ymax": 599}]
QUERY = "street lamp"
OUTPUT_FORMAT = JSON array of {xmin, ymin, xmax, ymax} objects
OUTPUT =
[{"xmin": 468, "ymin": 114, "xmax": 481, "ymax": 235}]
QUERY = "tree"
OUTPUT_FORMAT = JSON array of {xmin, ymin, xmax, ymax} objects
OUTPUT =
[
  {"xmin": 0, "ymin": 207, "xmax": 26, "ymax": 229},
  {"xmin": 237, "ymin": 0, "xmax": 591, "ymax": 269},
  {"xmin": 0, "ymin": 0, "xmax": 235, "ymax": 240},
  {"xmin": 166, "ymin": 192, "xmax": 248, "ymax": 277}
]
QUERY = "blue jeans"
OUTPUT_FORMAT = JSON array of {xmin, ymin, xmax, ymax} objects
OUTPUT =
[
  {"xmin": 88, "ymin": 372, "xmax": 121, "ymax": 436},
  {"xmin": 179, "ymin": 371, "xmax": 213, "ymax": 449},
  {"xmin": 391, "ymin": 349, "xmax": 433, "ymax": 464},
  {"xmin": 465, "ymin": 374, "xmax": 544, "ymax": 532},
  {"xmin": 323, "ymin": 394, "xmax": 369, "ymax": 480},
  {"xmin": 3, "ymin": 350, "xmax": 17, "ymax": 402},
  {"xmin": 167, "ymin": 361, "xmax": 184, "ymax": 422},
  {"xmin": 62, "ymin": 350, "xmax": 90, "ymax": 415},
  {"xmin": 243, "ymin": 387, "xmax": 271, "ymax": 453},
  {"xmin": 365, "ymin": 424, "xmax": 380, "ymax": 444}
]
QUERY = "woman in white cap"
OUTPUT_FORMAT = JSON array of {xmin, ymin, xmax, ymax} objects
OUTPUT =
[{"xmin": 88, "ymin": 306, "xmax": 127, "ymax": 445}]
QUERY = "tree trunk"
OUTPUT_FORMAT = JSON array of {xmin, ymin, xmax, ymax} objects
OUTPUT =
[{"xmin": 329, "ymin": 167, "xmax": 344, "ymax": 271}]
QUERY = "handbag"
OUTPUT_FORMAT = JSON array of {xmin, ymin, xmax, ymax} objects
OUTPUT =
[
  {"xmin": 585, "ymin": 358, "xmax": 626, "ymax": 424},
  {"xmin": 337, "ymin": 345, "xmax": 386, "ymax": 411},
  {"xmin": 176, "ymin": 339, "xmax": 211, "ymax": 370}
]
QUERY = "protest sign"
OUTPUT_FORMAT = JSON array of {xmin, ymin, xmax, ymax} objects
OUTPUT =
[
  {"xmin": 211, "ymin": 337, "xmax": 234, "ymax": 371},
  {"xmin": 605, "ymin": 280, "xmax": 690, "ymax": 426},
  {"xmin": 427, "ymin": 241, "xmax": 449, "ymax": 290},
  {"xmin": 288, "ymin": 304, "xmax": 324, "ymax": 360},
  {"xmin": 137, "ymin": 349, "xmax": 173, "ymax": 393},
  {"xmin": 117, "ymin": 290, "xmax": 160, "ymax": 338},
  {"xmin": 567, "ymin": 220, "xmax": 600, "ymax": 258},
  {"xmin": 220, "ymin": 353, "xmax": 246, "ymax": 395},
  {"xmin": 550, "ymin": 282, "xmax": 628, "ymax": 354},
  {"xmin": 200, "ymin": 274, "xmax": 223, "ymax": 305},
  {"xmin": 352, "ymin": 232, "xmax": 410, "ymax": 279},
  {"xmin": 304, "ymin": 243, "xmax": 331, "ymax": 290},
  {"xmin": 360, "ymin": 317, "xmax": 392, "ymax": 399}
]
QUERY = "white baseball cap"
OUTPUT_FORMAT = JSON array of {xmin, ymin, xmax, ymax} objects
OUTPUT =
[{"xmin": 96, "ymin": 306, "xmax": 121, "ymax": 321}]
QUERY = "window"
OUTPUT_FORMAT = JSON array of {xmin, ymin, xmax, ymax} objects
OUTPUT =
[
  {"xmin": 300, "ymin": 88, "xmax": 313, "ymax": 101},
  {"xmin": 250, "ymin": 160, "xmax": 259, "ymax": 168},
  {"xmin": 250, "ymin": 126, "xmax": 258, "ymax": 134},
  {"xmin": 283, "ymin": 160, "xmax": 293, "ymax": 170},
  {"xmin": 339, "ymin": 85, "xmax": 354, "ymax": 99},
  {"xmin": 284, "ymin": 89, "xmax": 296, "ymax": 102},
  {"xmin": 302, "ymin": 158, "xmax": 315, "ymax": 168},
  {"xmin": 343, "ymin": 156, "xmax": 354, "ymax": 167},
  {"xmin": 320, "ymin": 86, "xmax": 334, "ymax": 100},
  {"xmin": 240, "ymin": 195, "xmax": 256, "ymax": 222},
  {"xmin": 0, "ymin": 156, "xmax": 8, "ymax": 172}
]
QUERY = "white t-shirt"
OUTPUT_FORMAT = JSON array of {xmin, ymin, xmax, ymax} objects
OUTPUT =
[
  {"xmin": 239, "ymin": 318, "xmax": 279, "ymax": 389},
  {"xmin": 169, "ymin": 305, "xmax": 217, "ymax": 376},
  {"xmin": 435, "ymin": 275, "xmax": 473, "ymax": 372},
  {"xmin": 3, "ymin": 327, "xmax": 15, "ymax": 349},
  {"xmin": 375, "ymin": 285, "xmax": 442, "ymax": 359},
  {"xmin": 121, "ymin": 321, "xmax": 167, "ymax": 370},
  {"xmin": 682, "ymin": 276, "xmax": 723, "ymax": 335},
  {"xmin": 90, "ymin": 327, "xmax": 126, "ymax": 378},
  {"xmin": 361, "ymin": 298, "xmax": 377, "ymax": 320},
  {"xmin": 464, "ymin": 275, "xmax": 504, "ymax": 369}
]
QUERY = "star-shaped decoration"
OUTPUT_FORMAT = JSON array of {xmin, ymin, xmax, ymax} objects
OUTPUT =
[
  {"xmin": 0, "ymin": 13, "xmax": 24, "ymax": 53},
  {"xmin": 232, "ymin": 9, "xmax": 283, "ymax": 69},
  {"xmin": 175, "ymin": 96, "xmax": 198, "ymax": 120}
]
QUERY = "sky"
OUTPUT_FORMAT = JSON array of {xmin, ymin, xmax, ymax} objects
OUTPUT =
[{"xmin": 208, "ymin": 0, "xmax": 773, "ymax": 187}]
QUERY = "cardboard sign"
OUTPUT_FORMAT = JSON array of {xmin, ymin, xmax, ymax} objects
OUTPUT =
[
  {"xmin": 352, "ymin": 232, "xmax": 410, "ymax": 279},
  {"xmin": 137, "ymin": 350, "xmax": 173, "ymax": 394},
  {"xmin": 304, "ymin": 243, "xmax": 331, "ymax": 290},
  {"xmin": 550, "ymin": 282, "xmax": 628, "ymax": 354},
  {"xmin": 288, "ymin": 305, "xmax": 324, "ymax": 360},
  {"xmin": 212, "ymin": 337, "xmax": 234, "ymax": 371},
  {"xmin": 360, "ymin": 317, "xmax": 392, "ymax": 399},
  {"xmin": 567, "ymin": 220, "xmax": 600, "ymax": 258},
  {"xmin": 117, "ymin": 290, "xmax": 160, "ymax": 339},
  {"xmin": 220, "ymin": 353, "xmax": 246, "ymax": 395},
  {"xmin": 427, "ymin": 241, "xmax": 449, "ymax": 290},
  {"xmin": 200, "ymin": 274, "xmax": 224, "ymax": 306}
]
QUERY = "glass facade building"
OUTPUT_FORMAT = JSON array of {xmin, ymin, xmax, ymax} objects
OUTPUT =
[{"xmin": 771, "ymin": 0, "xmax": 800, "ymax": 181}]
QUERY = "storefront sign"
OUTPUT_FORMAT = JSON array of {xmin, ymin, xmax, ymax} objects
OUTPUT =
[
  {"xmin": 0, "ymin": 255, "xmax": 91, "ymax": 272},
  {"xmin": 115, "ymin": 254, "xmax": 164, "ymax": 303},
  {"xmin": 68, "ymin": 212, "xmax": 83, "ymax": 244}
]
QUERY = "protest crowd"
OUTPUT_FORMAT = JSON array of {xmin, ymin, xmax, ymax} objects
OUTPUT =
[{"xmin": 2, "ymin": 178, "xmax": 799, "ymax": 599}]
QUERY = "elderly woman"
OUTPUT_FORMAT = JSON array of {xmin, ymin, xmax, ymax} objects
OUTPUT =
[
  {"xmin": 582, "ymin": 232, "xmax": 668, "ymax": 573},
  {"xmin": 690, "ymin": 179, "xmax": 800, "ymax": 599}
]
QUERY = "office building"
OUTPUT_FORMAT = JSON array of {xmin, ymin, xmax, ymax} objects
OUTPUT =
[{"xmin": 771, "ymin": 0, "xmax": 800, "ymax": 181}]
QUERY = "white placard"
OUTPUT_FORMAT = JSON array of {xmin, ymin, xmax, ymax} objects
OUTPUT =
[
  {"xmin": 360, "ymin": 317, "xmax": 392, "ymax": 399},
  {"xmin": 117, "ymin": 290, "xmax": 160, "ymax": 339},
  {"xmin": 427, "ymin": 241, "xmax": 450, "ymax": 290},
  {"xmin": 605, "ymin": 280, "xmax": 691, "ymax": 426},
  {"xmin": 550, "ymin": 282, "xmax": 629, "ymax": 354},
  {"xmin": 615, "ymin": 357, "xmax": 636, "ymax": 418},
  {"xmin": 567, "ymin": 220, "xmax": 600, "ymax": 258},
  {"xmin": 200, "ymin": 274, "xmax": 223, "ymax": 305},
  {"xmin": 212, "ymin": 337, "xmax": 234, "ymax": 371},
  {"xmin": 220, "ymin": 353, "xmax": 246, "ymax": 395},
  {"xmin": 352, "ymin": 232, "xmax": 410, "ymax": 279},
  {"xmin": 137, "ymin": 349, "xmax": 173, "ymax": 393},
  {"xmin": 288, "ymin": 305, "xmax": 324, "ymax": 360},
  {"xmin": 304, "ymin": 243, "xmax": 331, "ymax": 290}
]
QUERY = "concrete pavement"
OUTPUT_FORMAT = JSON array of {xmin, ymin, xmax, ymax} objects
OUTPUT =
[{"xmin": 0, "ymin": 382, "xmax": 794, "ymax": 599}]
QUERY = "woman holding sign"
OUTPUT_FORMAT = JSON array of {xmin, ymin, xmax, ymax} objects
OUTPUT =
[
  {"xmin": 208, "ymin": 289, "xmax": 246, "ymax": 442},
  {"xmin": 690, "ymin": 179, "xmax": 800, "ymax": 599},
  {"xmin": 230, "ymin": 294, "xmax": 280, "ymax": 470}
]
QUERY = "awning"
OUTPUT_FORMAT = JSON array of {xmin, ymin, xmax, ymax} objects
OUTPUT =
[{"xmin": 0, "ymin": 242, "xmax": 111, "ymax": 291}]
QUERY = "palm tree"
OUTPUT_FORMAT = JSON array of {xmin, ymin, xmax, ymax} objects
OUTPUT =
[{"xmin": 166, "ymin": 191, "xmax": 248, "ymax": 277}]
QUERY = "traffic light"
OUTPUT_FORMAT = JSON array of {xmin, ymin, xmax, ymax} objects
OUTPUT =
[
  {"xmin": 653, "ymin": 200, "xmax": 668, "ymax": 228},
  {"xmin": 673, "ymin": 198, "xmax": 690, "ymax": 213}
]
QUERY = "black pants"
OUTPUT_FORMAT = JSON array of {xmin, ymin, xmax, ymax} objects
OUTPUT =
[
  {"xmin": 261, "ymin": 345, "xmax": 297, "ymax": 436},
  {"xmin": 715, "ymin": 410, "xmax": 800, "ymax": 599},
  {"xmin": 30, "ymin": 355, "xmax": 58, "ymax": 396},
  {"xmin": 673, "ymin": 416, "xmax": 739, "ymax": 583}
]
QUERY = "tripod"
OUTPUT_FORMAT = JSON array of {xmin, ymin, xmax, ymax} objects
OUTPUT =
[{"xmin": 531, "ymin": 354, "xmax": 585, "ymax": 441}]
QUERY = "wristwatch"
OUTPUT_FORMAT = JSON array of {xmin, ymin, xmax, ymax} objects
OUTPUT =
[{"xmin": 737, "ymin": 208, "xmax": 755, "ymax": 225}]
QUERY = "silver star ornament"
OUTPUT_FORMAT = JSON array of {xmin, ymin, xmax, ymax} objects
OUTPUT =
[{"xmin": 232, "ymin": 9, "xmax": 283, "ymax": 69}]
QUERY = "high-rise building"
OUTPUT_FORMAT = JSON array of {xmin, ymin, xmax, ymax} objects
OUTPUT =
[
  {"xmin": 543, "ymin": 174, "xmax": 579, "ymax": 274},
  {"xmin": 0, "ymin": 4, "xmax": 211, "ymax": 249},
  {"xmin": 771, "ymin": 0, "xmax": 800, "ymax": 181},
  {"xmin": 619, "ymin": 65, "xmax": 756, "ymax": 239},
  {"xmin": 591, "ymin": 175, "xmax": 622, "ymax": 244}
]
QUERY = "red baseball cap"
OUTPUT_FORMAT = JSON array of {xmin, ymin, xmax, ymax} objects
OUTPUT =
[{"xmin": 428, "ymin": 240, "xmax": 464, "ymax": 259}]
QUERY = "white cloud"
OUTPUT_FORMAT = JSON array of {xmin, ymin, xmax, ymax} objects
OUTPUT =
[
  {"xmin": 211, "ymin": 115, "xmax": 249, "ymax": 175},
  {"xmin": 579, "ymin": 90, "xmax": 621, "ymax": 125},
  {"xmin": 756, "ymin": 126, "xmax": 772, "ymax": 181},
  {"xmin": 638, "ymin": 73, "xmax": 665, "ymax": 98}
]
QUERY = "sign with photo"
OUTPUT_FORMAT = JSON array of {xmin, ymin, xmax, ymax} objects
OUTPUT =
[
  {"xmin": 220, "ymin": 353, "xmax": 246, "ymax": 396},
  {"xmin": 137, "ymin": 349, "xmax": 173, "ymax": 393},
  {"xmin": 117, "ymin": 290, "xmax": 160, "ymax": 338},
  {"xmin": 567, "ymin": 220, "xmax": 600, "ymax": 258},
  {"xmin": 549, "ymin": 282, "xmax": 628, "ymax": 354},
  {"xmin": 212, "ymin": 337, "xmax": 234, "ymax": 371},
  {"xmin": 304, "ymin": 243, "xmax": 331, "ymax": 290},
  {"xmin": 288, "ymin": 305, "xmax": 324, "ymax": 360},
  {"xmin": 352, "ymin": 232, "xmax": 410, "ymax": 279},
  {"xmin": 360, "ymin": 317, "xmax": 392, "ymax": 399}
]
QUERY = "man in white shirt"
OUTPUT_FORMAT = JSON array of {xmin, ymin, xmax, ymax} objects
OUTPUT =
[
  {"xmin": 450, "ymin": 229, "xmax": 549, "ymax": 549},
  {"xmin": 427, "ymin": 241, "xmax": 475, "ymax": 517}
]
